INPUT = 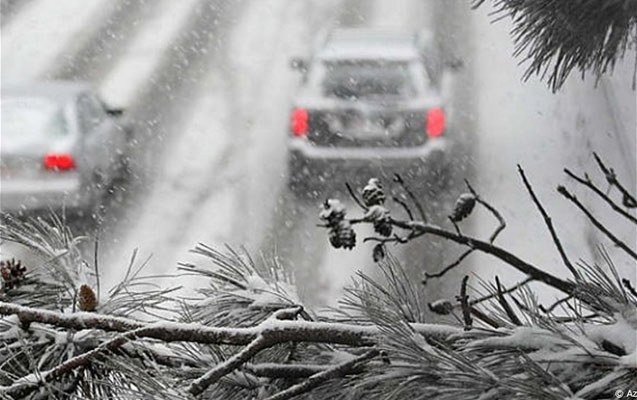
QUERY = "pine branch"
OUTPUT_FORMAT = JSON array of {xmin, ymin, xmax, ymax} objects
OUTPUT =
[
  {"xmin": 1, "ymin": 326, "xmax": 150, "ymax": 398},
  {"xmin": 264, "ymin": 349, "xmax": 379, "ymax": 400}
]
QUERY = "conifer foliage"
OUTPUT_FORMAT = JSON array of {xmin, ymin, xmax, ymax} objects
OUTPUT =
[
  {"xmin": 0, "ymin": 156, "xmax": 635, "ymax": 399},
  {"xmin": 473, "ymin": 0, "xmax": 637, "ymax": 91}
]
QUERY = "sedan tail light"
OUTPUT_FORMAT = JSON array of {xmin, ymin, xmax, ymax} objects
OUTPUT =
[
  {"xmin": 426, "ymin": 107, "xmax": 445, "ymax": 138},
  {"xmin": 43, "ymin": 153, "xmax": 76, "ymax": 171},
  {"xmin": 291, "ymin": 107, "xmax": 309, "ymax": 137}
]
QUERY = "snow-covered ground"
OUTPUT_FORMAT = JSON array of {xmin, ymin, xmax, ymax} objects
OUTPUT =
[{"xmin": 1, "ymin": 0, "xmax": 634, "ymax": 308}]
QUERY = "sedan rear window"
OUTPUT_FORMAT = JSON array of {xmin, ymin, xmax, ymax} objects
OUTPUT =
[
  {"xmin": 322, "ymin": 61, "xmax": 416, "ymax": 100},
  {"xmin": 1, "ymin": 98, "xmax": 68, "ymax": 145}
]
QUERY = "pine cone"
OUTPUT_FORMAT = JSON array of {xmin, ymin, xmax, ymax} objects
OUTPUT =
[
  {"xmin": 328, "ymin": 220, "xmax": 356, "ymax": 250},
  {"xmin": 364, "ymin": 205, "xmax": 392, "ymax": 237},
  {"xmin": 428, "ymin": 299, "xmax": 454, "ymax": 315},
  {"xmin": 449, "ymin": 193, "xmax": 476, "ymax": 222},
  {"xmin": 362, "ymin": 178, "xmax": 385, "ymax": 207},
  {"xmin": 320, "ymin": 199, "xmax": 346, "ymax": 225},
  {"xmin": 0, "ymin": 258, "xmax": 27, "ymax": 290},
  {"xmin": 78, "ymin": 284, "xmax": 98, "ymax": 312}
]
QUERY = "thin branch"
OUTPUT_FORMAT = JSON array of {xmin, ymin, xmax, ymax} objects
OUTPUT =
[
  {"xmin": 393, "ymin": 195, "xmax": 414, "ymax": 221},
  {"xmin": 557, "ymin": 185, "xmax": 637, "ymax": 260},
  {"xmin": 189, "ymin": 335, "xmax": 269, "ymax": 396},
  {"xmin": 519, "ymin": 165, "xmax": 580, "ymax": 279},
  {"xmin": 539, "ymin": 295, "xmax": 574, "ymax": 314},
  {"xmin": 264, "ymin": 349, "xmax": 379, "ymax": 400},
  {"xmin": 389, "ymin": 219, "xmax": 577, "ymax": 296},
  {"xmin": 469, "ymin": 308, "xmax": 502, "ymax": 329},
  {"xmin": 94, "ymin": 236, "xmax": 100, "ymax": 301},
  {"xmin": 459, "ymin": 276, "xmax": 473, "ymax": 331},
  {"xmin": 345, "ymin": 182, "xmax": 368, "ymax": 211},
  {"xmin": 470, "ymin": 277, "xmax": 534, "ymax": 307},
  {"xmin": 564, "ymin": 168, "xmax": 637, "ymax": 224},
  {"xmin": 495, "ymin": 276, "xmax": 523, "ymax": 326},
  {"xmin": 425, "ymin": 180, "xmax": 506, "ymax": 281},
  {"xmin": 466, "ymin": 179, "xmax": 506, "ymax": 243},
  {"xmin": 393, "ymin": 174, "xmax": 427, "ymax": 223},
  {"xmin": 593, "ymin": 152, "xmax": 637, "ymax": 208}
]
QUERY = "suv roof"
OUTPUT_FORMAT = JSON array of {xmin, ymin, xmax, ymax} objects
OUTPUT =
[{"xmin": 316, "ymin": 29, "xmax": 422, "ymax": 62}]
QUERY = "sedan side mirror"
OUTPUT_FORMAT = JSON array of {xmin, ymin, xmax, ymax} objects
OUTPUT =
[{"xmin": 290, "ymin": 57, "xmax": 308, "ymax": 73}]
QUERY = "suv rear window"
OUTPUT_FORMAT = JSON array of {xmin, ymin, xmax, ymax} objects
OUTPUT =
[{"xmin": 321, "ymin": 61, "xmax": 416, "ymax": 100}]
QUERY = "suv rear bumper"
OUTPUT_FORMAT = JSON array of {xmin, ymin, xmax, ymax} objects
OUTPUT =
[{"xmin": 287, "ymin": 137, "xmax": 453, "ymax": 192}]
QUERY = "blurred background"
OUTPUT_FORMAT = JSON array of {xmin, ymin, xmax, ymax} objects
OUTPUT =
[{"xmin": 1, "ymin": 0, "xmax": 635, "ymax": 309}]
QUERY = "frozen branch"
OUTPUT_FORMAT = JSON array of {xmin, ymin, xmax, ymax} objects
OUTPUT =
[
  {"xmin": 264, "ymin": 349, "xmax": 379, "ymax": 400},
  {"xmin": 1, "ymin": 326, "xmax": 150, "ymax": 398},
  {"xmin": 593, "ymin": 152, "xmax": 637, "ymax": 208}
]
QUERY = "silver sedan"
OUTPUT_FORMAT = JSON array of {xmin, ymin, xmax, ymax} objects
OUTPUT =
[{"xmin": 1, "ymin": 82, "xmax": 132, "ymax": 217}]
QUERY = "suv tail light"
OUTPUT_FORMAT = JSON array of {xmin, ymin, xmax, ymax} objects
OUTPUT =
[
  {"xmin": 291, "ymin": 107, "xmax": 309, "ymax": 137},
  {"xmin": 43, "ymin": 153, "xmax": 76, "ymax": 171},
  {"xmin": 426, "ymin": 107, "xmax": 445, "ymax": 138}
]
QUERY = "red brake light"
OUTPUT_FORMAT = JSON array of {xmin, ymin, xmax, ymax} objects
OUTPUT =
[
  {"xmin": 291, "ymin": 107, "xmax": 308, "ymax": 136},
  {"xmin": 43, "ymin": 153, "xmax": 75, "ymax": 171},
  {"xmin": 426, "ymin": 107, "xmax": 445, "ymax": 138}
]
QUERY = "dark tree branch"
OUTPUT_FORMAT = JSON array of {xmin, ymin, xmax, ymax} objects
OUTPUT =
[
  {"xmin": 389, "ymin": 219, "xmax": 577, "ymax": 296},
  {"xmin": 393, "ymin": 174, "xmax": 427, "ymax": 223},
  {"xmin": 425, "ymin": 180, "xmax": 506, "ymax": 281},
  {"xmin": 345, "ymin": 182, "xmax": 368, "ymax": 212},
  {"xmin": 495, "ymin": 276, "xmax": 523, "ymax": 326},
  {"xmin": 393, "ymin": 195, "xmax": 414, "ymax": 221},
  {"xmin": 539, "ymin": 295, "xmax": 574, "ymax": 314},
  {"xmin": 564, "ymin": 168, "xmax": 637, "ymax": 224},
  {"xmin": 557, "ymin": 185, "xmax": 637, "ymax": 260},
  {"xmin": 264, "ymin": 349, "xmax": 379, "ymax": 400},
  {"xmin": 593, "ymin": 152, "xmax": 637, "ymax": 208},
  {"xmin": 470, "ymin": 277, "xmax": 534, "ymax": 307},
  {"xmin": 518, "ymin": 165, "xmax": 580, "ymax": 279},
  {"xmin": 459, "ymin": 276, "xmax": 473, "ymax": 331}
]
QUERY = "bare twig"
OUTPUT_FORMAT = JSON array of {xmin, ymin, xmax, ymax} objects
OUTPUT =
[
  {"xmin": 593, "ymin": 152, "xmax": 637, "ymax": 208},
  {"xmin": 393, "ymin": 195, "xmax": 414, "ymax": 221},
  {"xmin": 459, "ymin": 276, "xmax": 473, "ymax": 331},
  {"xmin": 495, "ymin": 276, "xmax": 523, "ymax": 326},
  {"xmin": 519, "ymin": 165, "xmax": 580, "ymax": 279},
  {"xmin": 345, "ymin": 182, "xmax": 368, "ymax": 211},
  {"xmin": 539, "ymin": 295, "xmax": 574, "ymax": 314},
  {"xmin": 393, "ymin": 174, "xmax": 427, "ymax": 223},
  {"xmin": 389, "ymin": 219, "xmax": 577, "ymax": 296},
  {"xmin": 425, "ymin": 180, "xmax": 505, "ymax": 281},
  {"xmin": 246, "ymin": 363, "xmax": 350, "ymax": 379},
  {"xmin": 469, "ymin": 308, "xmax": 502, "ymax": 329},
  {"xmin": 94, "ymin": 236, "xmax": 100, "ymax": 300},
  {"xmin": 264, "ymin": 349, "xmax": 379, "ymax": 400},
  {"xmin": 557, "ymin": 185, "xmax": 637, "ymax": 260},
  {"xmin": 470, "ymin": 277, "xmax": 534, "ymax": 307},
  {"xmin": 564, "ymin": 168, "xmax": 637, "ymax": 224}
]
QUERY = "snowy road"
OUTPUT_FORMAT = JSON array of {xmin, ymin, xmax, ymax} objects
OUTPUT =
[{"xmin": 1, "ymin": 0, "xmax": 634, "ymax": 308}]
